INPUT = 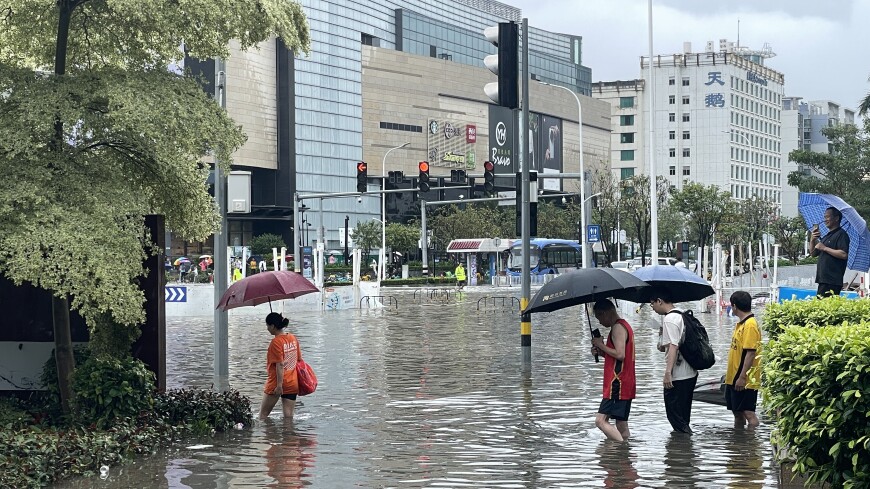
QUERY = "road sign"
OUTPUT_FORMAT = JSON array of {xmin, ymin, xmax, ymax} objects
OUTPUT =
[
  {"xmin": 611, "ymin": 229, "xmax": 627, "ymax": 244},
  {"xmin": 587, "ymin": 224, "xmax": 601, "ymax": 243},
  {"xmin": 165, "ymin": 286, "xmax": 187, "ymax": 302}
]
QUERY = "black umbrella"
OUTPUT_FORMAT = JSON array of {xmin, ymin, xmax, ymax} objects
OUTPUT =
[
  {"xmin": 524, "ymin": 268, "xmax": 651, "ymax": 314},
  {"xmin": 632, "ymin": 265, "xmax": 714, "ymax": 302}
]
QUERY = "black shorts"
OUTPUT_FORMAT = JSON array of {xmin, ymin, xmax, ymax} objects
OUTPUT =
[
  {"xmin": 281, "ymin": 393, "xmax": 298, "ymax": 400},
  {"xmin": 598, "ymin": 399, "xmax": 632, "ymax": 421},
  {"xmin": 725, "ymin": 385, "xmax": 757, "ymax": 412}
]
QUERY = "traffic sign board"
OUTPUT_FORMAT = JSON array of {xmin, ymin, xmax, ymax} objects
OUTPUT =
[
  {"xmin": 165, "ymin": 286, "xmax": 187, "ymax": 302},
  {"xmin": 587, "ymin": 224, "xmax": 601, "ymax": 243}
]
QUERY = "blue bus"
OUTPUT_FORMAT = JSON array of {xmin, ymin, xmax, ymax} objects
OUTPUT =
[{"xmin": 507, "ymin": 239, "xmax": 582, "ymax": 275}]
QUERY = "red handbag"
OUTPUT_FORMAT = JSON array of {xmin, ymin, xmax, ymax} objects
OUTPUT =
[{"xmin": 296, "ymin": 359, "xmax": 318, "ymax": 396}]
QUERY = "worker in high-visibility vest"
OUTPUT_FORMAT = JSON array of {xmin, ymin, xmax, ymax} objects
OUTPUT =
[{"xmin": 455, "ymin": 262, "xmax": 467, "ymax": 289}]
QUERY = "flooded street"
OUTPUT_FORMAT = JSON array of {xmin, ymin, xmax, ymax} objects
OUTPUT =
[{"xmin": 59, "ymin": 288, "xmax": 777, "ymax": 488}]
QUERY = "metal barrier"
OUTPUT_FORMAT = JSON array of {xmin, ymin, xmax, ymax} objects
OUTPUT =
[
  {"xmin": 412, "ymin": 288, "xmax": 452, "ymax": 303},
  {"xmin": 360, "ymin": 295, "xmax": 399, "ymax": 309},
  {"xmin": 476, "ymin": 296, "xmax": 521, "ymax": 313},
  {"xmin": 491, "ymin": 274, "xmax": 555, "ymax": 287}
]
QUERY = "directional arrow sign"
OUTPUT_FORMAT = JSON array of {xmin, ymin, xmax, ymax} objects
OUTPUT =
[{"xmin": 165, "ymin": 286, "xmax": 187, "ymax": 302}]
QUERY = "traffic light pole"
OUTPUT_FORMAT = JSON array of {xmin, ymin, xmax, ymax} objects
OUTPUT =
[{"xmin": 519, "ymin": 18, "xmax": 532, "ymax": 363}]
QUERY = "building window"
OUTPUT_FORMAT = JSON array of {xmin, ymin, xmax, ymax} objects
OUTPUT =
[
  {"xmin": 682, "ymin": 77, "xmax": 690, "ymax": 86},
  {"xmin": 669, "ymin": 166, "xmax": 676, "ymax": 175},
  {"xmin": 619, "ymin": 96, "xmax": 635, "ymax": 108},
  {"xmin": 683, "ymin": 166, "xmax": 691, "ymax": 176},
  {"xmin": 682, "ymin": 131, "xmax": 690, "ymax": 140},
  {"xmin": 682, "ymin": 113, "xmax": 690, "ymax": 122},
  {"xmin": 620, "ymin": 168, "xmax": 635, "ymax": 180},
  {"xmin": 669, "ymin": 130, "xmax": 675, "ymax": 140},
  {"xmin": 620, "ymin": 133, "xmax": 635, "ymax": 144},
  {"xmin": 669, "ymin": 113, "xmax": 676, "ymax": 122},
  {"xmin": 682, "ymin": 96, "xmax": 690, "ymax": 104},
  {"xmin": 620, "ymin": 150, "xmax": 635, "ymax": 161},
  {"xmin": 669, "ymin": 95, "xmax": 675, "ymax": 104},
  {"xmin": 669, "ymin": 148, "xmax": 676, "ymax": 157},
  {"xmin": 682, "ymin": 148, "xmax": 691, "ymax": 157},
  {"xmin": 669, "ymin": 77, "xmax": 675, "ymax": 85},
  {"xmin": 620, "ymin": 115, "xmax": 635, "ymax": 126}
]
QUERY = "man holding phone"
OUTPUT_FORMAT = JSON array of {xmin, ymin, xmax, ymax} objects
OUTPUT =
[{"xmin": 811, "ymin": 206, "xmax": 850, "ymax": 297}]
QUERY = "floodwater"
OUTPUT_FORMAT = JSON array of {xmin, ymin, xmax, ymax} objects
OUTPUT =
[{"xmin": 58, "ymin": 288, "xmax": 778, "ymax": 488}]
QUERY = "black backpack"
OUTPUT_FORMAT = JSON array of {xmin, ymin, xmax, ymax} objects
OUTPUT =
[{"xmin": 667, "ymin": 309, "xmax": 716, "ymax": 370}]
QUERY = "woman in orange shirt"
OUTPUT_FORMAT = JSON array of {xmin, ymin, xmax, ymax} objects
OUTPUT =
[{"xmin": 258, "ymin": 312, "xmax": 303, "ymax": 420}]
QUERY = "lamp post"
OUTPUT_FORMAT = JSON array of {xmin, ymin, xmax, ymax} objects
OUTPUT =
[
  {"xmin": 381, "ymin": 142, "xmax": 410, "ymax": 281},
  {"xmin": 537, "ymin": 81, "xmax": 588, "ymax": 267}
]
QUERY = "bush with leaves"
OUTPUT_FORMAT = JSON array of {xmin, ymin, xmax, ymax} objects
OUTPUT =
[
  {"xmin": 249, "ymin": 233, "xmax": 288, "ymax": 257},
  {"xmin": 71, "ymin": 356, "xmax": 156, "ymax": 429},
  {"xmin": 762, "ymin": 295, "xmax": 870, "ymax": 340},
  {"xmin": 763, "ymin": 323, "xmax": 870, "ymax": 489},
  {"xmin": 154, "ymin": 388, "xmax": 253, "ymax": 435}
]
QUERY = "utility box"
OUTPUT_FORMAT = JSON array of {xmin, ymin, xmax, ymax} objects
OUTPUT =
[
  {"xmin": 676, "ymin": 241, "xmax": 691, "ymax": 261},
  {"xmin": 227, "ymin": 171, "xmax": 252, "ymax": 213}
]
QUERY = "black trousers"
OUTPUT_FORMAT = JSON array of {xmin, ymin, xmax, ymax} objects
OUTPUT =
[
  {"xmin": 817, "ymin": 283, "xmax": 842, "ymax": 298},
  {"xmin": 664, "ymin": 375, "xmax": 697, "ymax": 434}
]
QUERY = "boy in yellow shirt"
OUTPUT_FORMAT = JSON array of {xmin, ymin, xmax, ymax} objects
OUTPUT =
[{"xmin": 726, "ymin": 291, "xmax": 761, "ymax": 428}]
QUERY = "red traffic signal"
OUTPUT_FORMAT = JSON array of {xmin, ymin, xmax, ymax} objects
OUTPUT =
[
  {"xmin": 356, "ymin": 161, "xmax": 368, "ymax": 193},
  {"xmin": 357, "ymin": 162, "xmax": 368, "ymax": 173},
  {"xmin": 418, "ymin": 161, "xmax": 429, "ymax": 172},
  {"xmin": 418, "ymin": 161, "xmax": 430, "ymax": 192},
  {"xmin": 483, "ymin": 160, "xmax": 495, "ymax": 195},
  {"xmin": 483, "ymin": 161, "xmax": 494, "ymax": 172}
]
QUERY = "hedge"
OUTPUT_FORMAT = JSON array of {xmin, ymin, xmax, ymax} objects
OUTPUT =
[
  {"xmin": 763, "ymin": 323, "xmax": 870, "ymax": 489},
  {"xmin": 762, "ymin": 295, "xmax": 870, "ymax": 340}
]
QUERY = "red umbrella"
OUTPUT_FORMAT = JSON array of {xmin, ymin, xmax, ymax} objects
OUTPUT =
[{"xmin": 216, "ymin": 271, "xmax": 319, "ymax": 311}]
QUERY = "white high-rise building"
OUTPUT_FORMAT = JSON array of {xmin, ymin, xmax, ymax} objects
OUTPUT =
[
  {"xmin": 780, "ymin": 97, "xmax": 856, "ymax": 217},
  {"xmin": 595, "ymin": 40, "xmax": 785, "ymax": 207}
]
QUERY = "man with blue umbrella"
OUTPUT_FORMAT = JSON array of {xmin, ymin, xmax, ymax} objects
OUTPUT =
[{"xmin": 810, "ymin": 207, "xmax": 850, "ymax": 297}]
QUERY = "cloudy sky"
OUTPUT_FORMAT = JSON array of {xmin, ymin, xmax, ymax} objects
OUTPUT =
[{"xmin": 511, "ymin": 0, "xmax": 868, "ymax": 111}]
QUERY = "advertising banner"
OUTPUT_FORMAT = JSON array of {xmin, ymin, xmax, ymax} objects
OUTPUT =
[
  {"xmin": 539, "ymin": 114, "xmax": 563, "ymax": 191},
  {"xmin": 302, "ymin": 246, "xmax": 313, "ymax": 279},
  {"xmin": 427, "ymin": 119, "xmax": 478, "ymax": 170},
  {"xmin": 487, "ymin": 105, "xmax": 518, "ymax": 175}
]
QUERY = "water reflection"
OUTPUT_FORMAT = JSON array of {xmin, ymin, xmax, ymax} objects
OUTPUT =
[{"xmin": 57, "ymin": 289, "xmax": 779, "ymax": 488}]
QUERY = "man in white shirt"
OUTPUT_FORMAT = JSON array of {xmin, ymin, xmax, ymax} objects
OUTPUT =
[{"xmin": 650, "ymin": 290, "xmax": 698, "ymax": 434}]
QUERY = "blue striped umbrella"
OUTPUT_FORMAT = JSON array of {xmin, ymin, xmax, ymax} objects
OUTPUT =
[{"xmin": 798, "ymin": 192, "xmax": 870, "ymax": 272}]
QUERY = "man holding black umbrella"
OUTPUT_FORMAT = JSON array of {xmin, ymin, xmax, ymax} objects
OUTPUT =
[
  {"xmin": 650, "ymin": 291, "xmax": 698, "ymax": 434},
  {"xmin": 811, "ymin": 206, "xmax": 850, "ymax": 297}
]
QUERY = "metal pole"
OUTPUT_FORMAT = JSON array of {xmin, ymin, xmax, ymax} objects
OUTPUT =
[
  {"xmin": 318, "ymin": 198, "xmax": 324, "ymax": 248},
  {"xmin": 421, "ymin": 200, "xmax": 429, "ymax": 277},
  {"xmin": 213, "ymin": 64, "xmax": 229, "ymax": 391},
  {"xmin": 293, "ymin": 193, "xmax": 301, "ymax": 273},
  {"xmin": 520, "ymin": 18, "xmax": 532, "ymax": 360},
  {"xmin": 381, "ymin": 142, "xmax": 410, "ymax": 282},
  {"xmin": 647, "ymin": 0, "xmax": 659, "ymax": 264},
  {"xmin": 344, "ymin": 215, "xmax": 349, "ymax": 265}
]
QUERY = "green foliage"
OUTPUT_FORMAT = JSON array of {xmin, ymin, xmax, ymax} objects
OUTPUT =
[
  {"xmin": 87, "ymin": 312, "xmax": 141, "ymax": 359},
  {"xmin": 429, "ymin": 203, "xmax": 513, "ymax": 249},
  {"xmin": 0, "ymin": 0, "xmax": 310, "ymax": 328},
  {"xmin": 39, "ymin": 345, "xmax": 91, "ymax": 423},
  {"xmin": 670, "ymin": 182, "xmax": 732, "ymax": 251},
  {"xmin": 154, "ymin": 388, "xmax": 252, "ymax": 435},
  {"xmin": 800, "ymin": 255, "xmax": 819, "ymax": 265},
  {"xmin": 762, "ymin": 296, "xmax": 870, "ymax": 340},
  {"xmin": 71, "ymin": 356, "xmax": 155, "ymax": 429},
  {"xmin": 537, "ymin": 199, "xmax": 580, "ymax": 241},
  {"xmin": 379, "ymin": 276, "xmax": 457, "ymax": 286},
  {"xmin": 620, "ymin": 175, "xmax": 669, "ymax": 260},
  {"xmin": 0, "ymin": 397, "xmax": 33, "ymax": 430},
  {"xmin": 249, "ymin": 233, "xmax": 287, "ymax": 257},
  {"xmin": 763, "ymin": 323, "xmax": 870, "ymax": 488},
  {"xmin": 770, "ymin": 215, "xmax": 808, "ymax": 264},
  {"xmin": 385, "ymin": 222, "xmax": 420, "ymax": 257},
  {"xmin": 788, "ymin": 120, "xmax": 870, "ymax": 219},
  {"xmin": 353, "ymin": 220, "xmax": 382, "ymax": 259},
  {"xmin": 0, "ymin": 388, "xmax": 252, "ymax": 487}
]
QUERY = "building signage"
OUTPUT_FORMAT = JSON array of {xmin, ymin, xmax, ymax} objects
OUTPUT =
[
  {"xmin": 747, "ymin": 71, "xmax": 768, "ymax": 86},
  {"xmin": 705, "ymin": 93, "xmax": 725, "ymax": 108},
  {"xmin": 427, "ymin": 118, "xmax": 477, "ymax": 170},
  {"xmin": 487, "ymin": 106, "xmax": 517, "ymax": 174},
  {"xmin": 466, "ymin": 125, "xmax": 477, "ymax": 143},
  {"xmin": 538, "ymin": 114, "xmax": 563, "ymax": 191}
]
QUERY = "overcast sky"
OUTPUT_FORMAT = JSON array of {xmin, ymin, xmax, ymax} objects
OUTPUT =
[{"xmin": 511, "ymin": 0, "xmax": 868, "ymax": 111}]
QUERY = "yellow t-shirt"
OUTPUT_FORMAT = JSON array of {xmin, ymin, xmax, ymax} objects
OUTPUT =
[{"xmin": 725, "ymin": 315, "xmax": 761, "ymax": 389}]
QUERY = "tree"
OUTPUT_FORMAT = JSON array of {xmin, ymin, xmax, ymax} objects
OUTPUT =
[
  {"xmin": 770, "ymin": 215, "xmax": 807, "ymax": 264},
  {"xmin": 670, "ymin": 182, "xmax": 731, "ymax": 252},
  {"xmin": 249, "ymin": 234, "xmax": 287, "ymax": 257},
  {"xmin": 352, "ymin": 220, "xmax": 381, "ymax": 260},
  {"xmin": 590, "ymin": 170, "xmax": 621, "ymax": 265},
  {"xmin": 788, "ymin": 121, "xmax": 870, "ymax": 219},
  {"xmin": 385, "ymin": 222, "xmax": 420, "ymax": 261},
  {"xmin": 621, "ymin": 175, "xmax": 669, "ymax": 261},
  {"xmin": 428, "ymin": 203, "xmax": 511, "ymax": 250},
  {"xmin": 0, "ymin": 0, "xmax": 309, "ymax": 411},
  {"xmin": 537, "ymin": 200, "xmax": 579, "ymax": 241},
  {"xmin": 657, "ymin": 201, "xmax": 684, "ymax": 255}
]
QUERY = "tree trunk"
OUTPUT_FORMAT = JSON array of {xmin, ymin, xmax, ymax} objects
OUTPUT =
[{"xmin": 52, "ymin": 295, "xmax": 76, "ymax": 414}]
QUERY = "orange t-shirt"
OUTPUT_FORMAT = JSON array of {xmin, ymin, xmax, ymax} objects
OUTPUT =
[{"xmin": 264, "ymin": 334, "xmax": 301, "ymax": 395}]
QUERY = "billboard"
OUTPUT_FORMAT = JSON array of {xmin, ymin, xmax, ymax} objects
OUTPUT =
[
  {"xmin": 488, "ymin": 105, "xmax": 518, "ymax": 175},
  {"xmin": 426, "ymin": 119, "xmax": 477, "ymax": 170},
  {"xmin": 539, "ymin": 114, "xmax": 563, "ymax": 191}
]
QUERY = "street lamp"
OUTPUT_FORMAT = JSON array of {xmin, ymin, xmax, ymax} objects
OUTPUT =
[
  {"xmin": 537, "ymin": 80, "xmax": 588, "ymax": 268},
  {"xmin": 381, "ymin": 142, "xmax": 410, "ymax": 281}
]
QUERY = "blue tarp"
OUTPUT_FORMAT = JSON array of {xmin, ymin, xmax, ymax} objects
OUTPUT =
[{"xmin": 778, "ymin": 286, "xmax": 859, "ymax": 302}]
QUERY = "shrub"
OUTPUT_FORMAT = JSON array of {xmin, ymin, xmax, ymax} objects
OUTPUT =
[
  {"xmin": 799, "ymin": 255, "xmax": 819, "ymax": 265},
  {"xmin": 249, "ymin": 233, "xmax": 287, "ymax": 256},
  {"xmin": 0, "ymin": 397, "xmax": 33, "ymax": 430},
  {"xmin": 71, "ymin": 356, "xmax": 156, "ymax": 429},
  {"xmin": 762, "ymin": 295, "xmax": 870, "ymax": 340},
  {"xmin": 154, "ymin": 388, "xmax": 253, "ymax": 435},
  {"xmin": 763, "ymin": 323, "xmax": 870, "ymax": 489}
]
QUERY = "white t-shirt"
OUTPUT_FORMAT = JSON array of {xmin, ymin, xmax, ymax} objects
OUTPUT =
[{"xmin": 660, "ymin": 308, "xmax": 698, "ymax": 381}]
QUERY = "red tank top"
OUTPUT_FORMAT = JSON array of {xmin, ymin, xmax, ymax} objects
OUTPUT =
[{"xmin": 602, "ymin": 319, "xmax": 636, "ymax": 400}]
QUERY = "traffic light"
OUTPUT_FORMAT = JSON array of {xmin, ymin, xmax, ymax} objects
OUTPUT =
[
  {"xmin": 418, "ymin": 161, "xmax": 430, "ymax": 193},
  {"xmin": 483, "ymin": 22, "xmax": 519, "ymax": 109},
  {"xmin": 483, "ymin": 161, "xmax": 495, "ymax": 195},
  {"xmin": 356, "ymin": 162, "xmax": 368, "ymax": 193},
  {"xmin": 450, "ymin": 169, "xmax": 466, "ymax": 183},
  {"xmin": 388, "ymin": 171, "xmax": 404, "ymax": 184}
]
